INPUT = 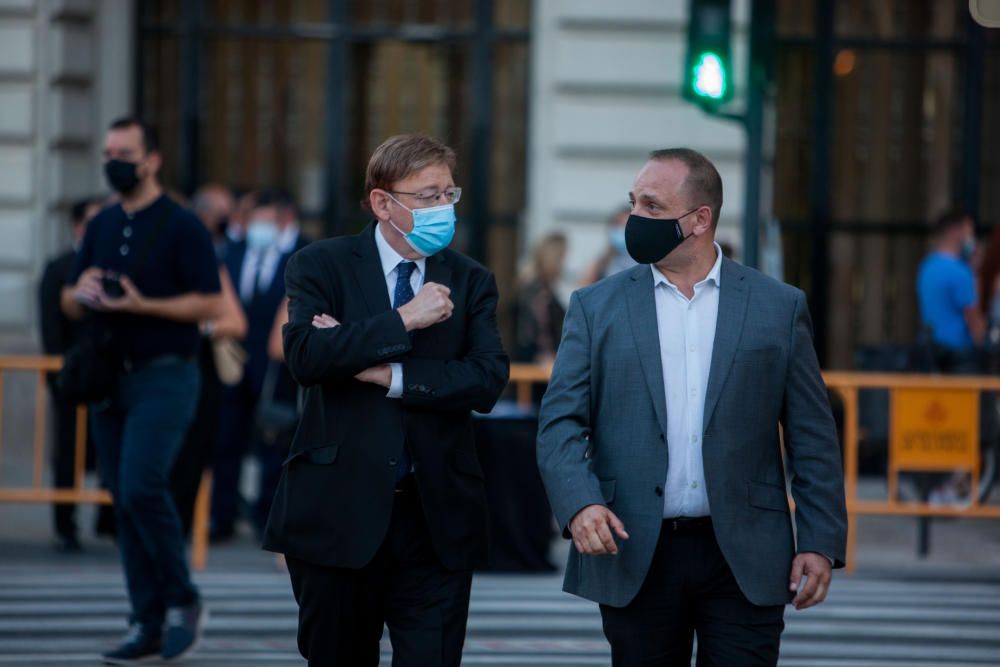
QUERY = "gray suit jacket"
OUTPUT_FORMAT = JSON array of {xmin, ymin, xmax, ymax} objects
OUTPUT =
[{"xmin": 536, "ymin": 258, "xmax": 847, "ymax": 607}]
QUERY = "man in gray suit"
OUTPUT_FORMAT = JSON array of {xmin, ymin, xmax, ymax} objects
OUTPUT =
[{"xmin": 537, "ymin": 148, "xmax": 847, "ymax": 665}]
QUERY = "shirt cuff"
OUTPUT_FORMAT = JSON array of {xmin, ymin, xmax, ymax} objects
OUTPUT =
[{"xmin": 386, "ymin": 363, "xmax": 403, "ymax": 399}]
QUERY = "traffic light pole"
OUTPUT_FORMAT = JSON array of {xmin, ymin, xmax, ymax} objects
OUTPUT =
[{"xmin": 689, "ymin": 0, "xmax": 774, "ymax": 270}]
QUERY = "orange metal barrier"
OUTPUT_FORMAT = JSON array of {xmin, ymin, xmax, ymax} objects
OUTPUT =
[
  {"xmin": 509, "ymin": 364, "xmax": 1000, "ymax": 574},
  {"xmin": 0, "ymin": 356, "xmax": 212, "ymax": 570}
]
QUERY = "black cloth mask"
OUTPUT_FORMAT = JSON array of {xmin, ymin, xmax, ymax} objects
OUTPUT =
[
  {"xmin": 104, "ymin": 159, "xmax": 141, "ymax": 195},
  {"xmin": 624, "ymin": 209, "xmax": 698, "ymax": 264}
]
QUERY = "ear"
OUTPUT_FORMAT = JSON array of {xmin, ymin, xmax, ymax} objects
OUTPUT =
[
  {"xmin": 693, "ymin": 206, "xmax": 713, "ymax": 236},
  {"xmin": 145, "ymin": 151, "xmax": 162, "ymax": 177},
  {"xmin": 369, "ymin": 189, "xmax": 392, "ymax": 222}
]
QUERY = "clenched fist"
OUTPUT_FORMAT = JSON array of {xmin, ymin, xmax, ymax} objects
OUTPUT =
[{"xmin": 397, "ymin": 282, "xmax": 453, "ymax": 332}]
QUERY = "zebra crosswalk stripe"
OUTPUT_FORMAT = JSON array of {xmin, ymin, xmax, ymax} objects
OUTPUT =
[{"xmin": 0, "ymin": 567, "xmax": 998, "ymax": 666}]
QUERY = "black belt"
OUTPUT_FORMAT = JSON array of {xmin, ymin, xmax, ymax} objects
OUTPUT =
[
  {"xmin": 663, "ymin": 516, "xmax": 712, "ymax": 533},
  {"xmin": 121, "ymin": 354, "xmax": 194, "ymax": 374}
]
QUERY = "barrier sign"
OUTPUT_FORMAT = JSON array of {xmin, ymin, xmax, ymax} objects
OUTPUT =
[{"xmin": 890, "ymin": 388, "xmax": 979, "ymax": 470}]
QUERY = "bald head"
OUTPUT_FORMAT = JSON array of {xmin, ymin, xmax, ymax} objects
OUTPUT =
[{"xmin": 648, "ymin": 148, "xmax": 723, "ymax": 228}]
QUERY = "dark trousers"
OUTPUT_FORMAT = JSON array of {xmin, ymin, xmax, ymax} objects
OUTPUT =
[
  {"xmin": 50, "ymin": 386, "xmax": 116, "ymax": 541},
  {"xmin": 171, "ymin": 342, "xmax": 222, "ymax": 537},
  {"xmin": 50, "ymin": 393, "xmax": 83, "ymax": 539},
  {"xmin": 599, "ymin": 519, "xmax": 785, "ymax": 667},
  {"xmin": 211, "ymin": 379, "xmax": 256, "ymax": 534},
  {"xmin": 286, "ymin": 483, "xmax": 473, "ymax": 666},
  {"xmin": 91, "ymin": 357, "xmax": 201, "ymax": 630}
]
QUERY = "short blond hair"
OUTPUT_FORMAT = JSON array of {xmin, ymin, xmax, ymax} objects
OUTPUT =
[{"xmin": 362, "ymin": 134, "xmax": 457, "ymax": 212}]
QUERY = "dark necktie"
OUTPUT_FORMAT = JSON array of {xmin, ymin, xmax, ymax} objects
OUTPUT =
[{"xmin": 393, "ymin": 261, "xmax": 416, "ymax": 482}]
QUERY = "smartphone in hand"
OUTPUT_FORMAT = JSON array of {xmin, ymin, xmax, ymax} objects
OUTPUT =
[{"xmin": 101, "ymin": 274, "xmax": 125, "ymax": 299}]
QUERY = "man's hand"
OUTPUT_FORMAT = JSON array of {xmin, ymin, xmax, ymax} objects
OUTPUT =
[
  {"xmin": 313, "ymin": 313, "xmax": 339, "ymax": 329},
  {"xmin": 311, "ymin": 315, "xmax": 392, "ymax": 388},
  {"xmin": 98, "ymin": 275, "xmax": 146, "ymax": 315},
  {"xmin": 569, "ymin": 504, "xmax": 629, "ymax": 556},
  {"xmin": 71, "ymin": 267, "xmax": 105, "ymax": 306},
  {"xmin": 354, "ymin": 365, "xmax": 392, "ymax": 388},
  {"xmin": 789, "ymin": 552, "xmax": 833, "ymax": 610},
  {"xmin": 397, "ymin": 283, "xmax": 453, "ymax": 332}
]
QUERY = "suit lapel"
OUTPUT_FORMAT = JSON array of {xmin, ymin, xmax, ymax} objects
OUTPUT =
[
  {"xmin": 350, "ymin": 223, "xmax": 393, "ymax": 316},
  {"xmin": 422, "ymin": 251, "xmax": 453, "ymax": 292},
  {"xmin": 625, "ymin": 265, "xmax": 669, "ymax": 438},
  {"xmin": 703, "ymin": 258, "xmax": 749, "ymax": 433}
]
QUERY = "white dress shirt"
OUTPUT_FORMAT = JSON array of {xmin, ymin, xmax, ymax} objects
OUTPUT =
[
  {"xmin": 374, "ymin": 224, "xmax": 425, "ymax": 398},
  {"xmin": 653, "ymin": 243, "xmax": 723, "ymax": 518},
  {"xmin": 239, "ymin": 225, "xmax": 300, "ymax": 303}
]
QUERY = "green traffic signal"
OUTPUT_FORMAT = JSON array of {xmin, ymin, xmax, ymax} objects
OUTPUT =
[
  {"xmin": 692, "ymin": 52, "xmax": 727, "ymax": 100},
  {"xmin": 683, "ymin": 0, "xmax": 733, "ymax": 108}
]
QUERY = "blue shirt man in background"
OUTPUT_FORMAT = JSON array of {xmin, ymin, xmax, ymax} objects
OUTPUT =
[{"xmin": 917, "ymin": 208, "xmax": 985, "ymax": 372}]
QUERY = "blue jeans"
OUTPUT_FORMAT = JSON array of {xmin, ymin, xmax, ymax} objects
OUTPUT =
[{"xmin": 92, "ymin": 356, "xmax": 201, "ymax": 631}]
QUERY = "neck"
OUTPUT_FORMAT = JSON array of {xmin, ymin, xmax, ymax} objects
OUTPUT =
[
  {"xmin": 121, "ymin": 180, "xmax": 163, "ymax": 214},
  {"xmin": 655, "ymin": 242, "xmax": 718, "ymax": 296},
  {"xmin": 378, "ymin": 220, "xmax": 422, "ymax": 261},
  {"xmin": 937, "ymin": 241, "xmax": 960, "ymax": 257}
]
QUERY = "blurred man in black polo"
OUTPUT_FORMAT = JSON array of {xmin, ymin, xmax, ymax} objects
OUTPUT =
[{"xmin": 61, "ymin": 117, "xmax": 222, "ymax": 664}]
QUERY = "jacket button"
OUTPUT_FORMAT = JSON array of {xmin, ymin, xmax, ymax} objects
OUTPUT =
[
  {"xmin": 659, "ymin": 433, "xmax": 665, "ymax": 442},
  {"xmin": 388, "ymin": 458, "xmax": 398, "ymax": 466},
  {"xmin": 655, "ymin": 486, "xmax": 663, "ymax": 497}
]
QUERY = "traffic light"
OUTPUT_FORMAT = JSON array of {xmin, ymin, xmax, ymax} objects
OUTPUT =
[{"xmin": 683, "ymin": 0, "xmax": 734, "ymax": 108}]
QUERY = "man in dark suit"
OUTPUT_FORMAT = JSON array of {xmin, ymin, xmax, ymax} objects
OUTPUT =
[
  {"xmin": 537, "ymin": 148, "xmax": 847, "ymax": 666},
  {"xmin": 263, "ymin": 134, "xmax": 509, "ymax": 666},
  {"xmin": 38, "ymin": 196, "xmax": 105, "ymax": 552},
  {"xmin": 212, "ymin": 189, "xmax": 307, "ymax": 539}
]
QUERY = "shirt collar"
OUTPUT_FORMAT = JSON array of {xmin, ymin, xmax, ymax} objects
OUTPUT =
[
  {"xmin": 651, "ymin": 242, "xmax": 724, "ymax": 290},
  {"xmin": 375, "ymin": 223, "xmax": 426, "ymax": 278}
]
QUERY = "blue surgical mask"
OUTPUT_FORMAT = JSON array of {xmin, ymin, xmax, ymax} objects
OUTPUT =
[
  {"xmin": 609, "ymin": 227, "xmax": 627, "ymax": 253},
  {"xmin": 388, "ymin": 196, "xmax": 456, "ymax": 257},
  {"xmin": 246, "ymin": 220, "xmax": 278, "ymax": 250}
]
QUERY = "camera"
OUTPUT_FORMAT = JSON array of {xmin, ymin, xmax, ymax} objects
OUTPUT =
[{"xmin": 101, "ymin": 274, "xmax": 125, "ymax": 299}]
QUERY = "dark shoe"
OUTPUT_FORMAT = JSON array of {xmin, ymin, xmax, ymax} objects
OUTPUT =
[
  {"xmin": 95, "ymin": 506, "xmax": 117, "ymax": 539},
  {"xmin": 53, "ymin": 533, "xmax": 83, "ymax": 554},
  {"xmin": 162, "ymin": 601, "xmax": 207, "ymax": 661},
  {"xmin": 101, "ymin": 624, "xmax": 161, "ymax": 664}
]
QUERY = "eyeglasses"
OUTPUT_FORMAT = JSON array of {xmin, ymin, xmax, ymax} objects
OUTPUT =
[{"xmin": 390, "ymin": 187, "xmax": 462, "ymax": 206}]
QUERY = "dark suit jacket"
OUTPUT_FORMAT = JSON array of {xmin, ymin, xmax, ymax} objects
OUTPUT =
[
  {"xmin": 39, "ymin": 249, "xmax": 81, "ymax": 356},
  {"xmin": 537, "ymin": 259, "xmax": 847, "ymax": 607},
  {"xmin": 225, "ymin": 234, "xmax": 308, "ymax": 395},
  {"xmin": 262, "ymin": 223, "xmax": 510, "ymax": 571}
]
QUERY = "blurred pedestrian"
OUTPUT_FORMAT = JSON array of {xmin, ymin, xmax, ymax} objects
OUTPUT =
[
  {"xmin": 38, "ymin": 196, "xmax": 108, "ymax": 552},
  {"xmin": 212, "ymin": 189, "xmax": 305, "ymax": 541},
  {"xmin": 917, "ymin": 208, "xmax": 985, "ymax": 373},
  {"xmin": 226, "ymin": 188, "xmax": 256, "ymax": 244},
  {"xmin": 537, "ymin": 148, "xmax": 847, "ymax": 666},
  {"xmin": 580, "ymin": 206, "xmax": 636, "ymax": 286},
  {"xmin": 262, "ymin": 134, "xmax": 509, "ymax": 666},
  {"xmin": 61, "ymin": 117, "xmax": 221, "ymax": 663},
  {"xmin": 192, "ymin": 184, "xmax": 235, "ymax": 260},
  {"xmin": 170, "ymin": 189, "xmax": 248, "ymax": 538},
  {"xmin": 514, "ymin": 232, "xmax": 567, "ymax": 365}
]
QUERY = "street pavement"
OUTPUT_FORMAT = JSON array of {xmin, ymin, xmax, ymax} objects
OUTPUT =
[{"xmin": 0, "ymin": 527, "xmax": 998, "ymax": 666}]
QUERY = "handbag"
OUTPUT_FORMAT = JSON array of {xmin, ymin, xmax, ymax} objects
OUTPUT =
[
  {"xmin": 211, "ymin": 337, "xmax": 246, "ymax": 386},
  {"xmin": 254, "ymin": 361, "xmax": 300, "ymax": 449},
  {"xmin": 56, "ymin": 201, "xmax": 174, "ymax": 404}
]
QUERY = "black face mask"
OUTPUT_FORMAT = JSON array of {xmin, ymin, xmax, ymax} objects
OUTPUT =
[
  {"xmin": 104, "ymin": 159, "xmax": 141, "ymax": 195},
  {"xmin": 624, "ymin": 209, "xmax": 698, "ymax": 264}
]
